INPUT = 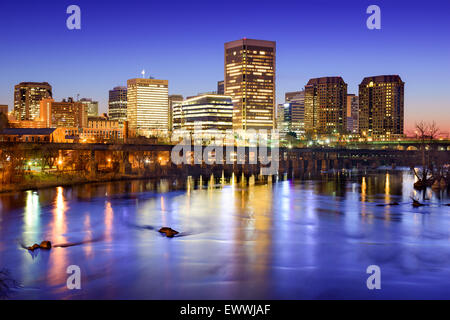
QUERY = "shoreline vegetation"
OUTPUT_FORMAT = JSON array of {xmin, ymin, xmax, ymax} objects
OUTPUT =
[
  {"xmin": 0, "ymin": 172, "xmax": 158, "ymax": 194},
  {"xmin": 0, "ymin": 173, "xmax": 181, "ymax": 194}
]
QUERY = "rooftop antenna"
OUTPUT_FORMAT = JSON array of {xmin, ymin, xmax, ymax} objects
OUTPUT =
[{"xmin": 141, "ymin": 69, "xmax": 145, "ymax": 78}]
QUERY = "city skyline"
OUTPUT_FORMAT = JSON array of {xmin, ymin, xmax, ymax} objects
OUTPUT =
[
  {"xmin": 0, "ymin": 0, "xmax": 449, "ymax": 133},
  {"xmin": 0, "ymin": 0, "xmax": 449, "ymax": 303}
]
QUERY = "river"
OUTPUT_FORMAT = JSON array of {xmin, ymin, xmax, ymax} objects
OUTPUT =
[{"xmin": 0, "ymin": 169, "xmax": 449, "ymax": 299}]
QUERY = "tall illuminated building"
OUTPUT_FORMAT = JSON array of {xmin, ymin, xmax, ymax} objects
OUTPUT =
[
  {"xmin": 217, "ymin": 81, "xmax": 224, "ymax": 95},
  {"xmin": 358, "ymin": 75, "xmax": 404, "ymax": 139},
  {"xmin": 40, "ymin": 97, "xmax": 87, "ymax": 128},
  {"xmin": 304, "ymin": 77, "xmax": 347, "ymax": 135},
  {"xmin": 14, "ymin": 82, "xmax": 52, "ymax": 121},
  {"xmin": 276, "ymin": 103, "xmax": 286, "ymax": 133},
  {"xmin": 284, "ymin": 90, "xmax": 305, "ymax": 136},
  {"xmin": 172, "ymin": 94, "xmax": 233, "ymax": 133},
  {"xmin": 108, "ymin": 86, "xmax": 128, "ymax": 124},
  {"xmin": 79, "ymin": 98, "xmax": 99, "ymax": 117},
  {"xmin": 224, "ymin": 38, "xmax": 276, "ymax": 131},
  {"xmin": 0, "ymin": 105, "xmax": 8, "ymax": 114},
  {"xmin": 346, "ymin": 94, "xmax": 359, "ymax": 133},
  {"xmin": 127, "ymin": 78, "xmax": 169, "ymax": 134},
  {"xmin": 169, "ymin": 94, "xmax": 184, "ymax": 132}
]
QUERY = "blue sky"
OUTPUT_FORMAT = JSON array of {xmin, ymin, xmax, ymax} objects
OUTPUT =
[{"xmin": 0, "ymin": 0, "xmax": 449, "ymax": 131}]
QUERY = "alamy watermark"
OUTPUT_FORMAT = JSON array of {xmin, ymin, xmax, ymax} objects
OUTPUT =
[
  {"xmin": 170, "ymin": 124, "xmax": 280, "ymax": 175},
  {"xmin": 366, "ymin": 5, "xmax": 381, "ymax": 30},
  {"xmin": 366, "ymin": 265, "xmax": 381, "ymax": 290},
  {"xmin": 66, "ymin": 5, "xmax": 81, "ymax": 30},
  {"xmin": 66, "ymin": 265, "xmax": 81, "ymax": 290}
]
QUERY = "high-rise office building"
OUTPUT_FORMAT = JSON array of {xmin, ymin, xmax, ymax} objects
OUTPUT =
[
  {"xmin": 284, "ymin": 90, "xmax": 305, "ymax": 136},
  {"xmin": 40, "ymin": 98, "xmax": 87, "ymax": 128},
  {"xmin": 173, "ymin": 94, "xmax": 233, "ymax": 133},
  {"xmin": 346, "ymin": 94, "xmax": 359, "ymax": 134},
  {"xmin": 108, "ymin": 86, "xmax": 128, "ymax": 124},
  {"xmin": 224, "ymin": 38, "xmax": 276, "ymax": 131},
  {"xmin": 358, "ymin": 75, "xmax": 404, "ymax": 139},
  {"xmin": 169, "ymin": 94, "xmax": 184, "ymax": 132},
  {"xmin": 217, "ymin": 80, "xmax": 224, "ymax": 95},
  {"xmin": 304, "ymin": 77, "xmax": 347, "ymax": 135},
  {"xmin": 80, "ymin": 98, "xmax": 99, "ymax": 117},
  {"xmin": 276, "ymin": 103, "xmax": 285, "ymax": 132},
  {"xmin": 127, "ymin": 78, "xmax": 169, "ymax": 133},
  {"xmin": 0, "ymin": 105, "xmax": 8, "ymax": 114},
  {"xmin": 14, "ymin": 82, "xmax": 52, "ymax": 121}
]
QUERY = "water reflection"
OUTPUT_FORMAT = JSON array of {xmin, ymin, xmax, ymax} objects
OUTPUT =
[
  {"xmin": 0, "ymin": 170, "xmax": 449, "ymax": 299},
  {"xmin": 48, "ymin": 187, "xmax": 68, "ymax": 289},
  {"xmin": 104, "ymin": 201, "xmax": 114, "ymax": 243},
  {"xmin": 23, "ymin": 191, "xmax": 40, "ymax": 245}
]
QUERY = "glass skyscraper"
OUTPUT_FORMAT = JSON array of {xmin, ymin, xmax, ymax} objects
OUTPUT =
[
  {"xmin": 358, "ymin": 75, "xmax": 404, "ymax": 139},
  {"xmin": 108, "ymin": 86, "xmax": 128, "ymax": 125},
  {"xmin": 127, "ymin": 78, "xmax": 169, "ymax": 135},
  {"xmin": 224, "ymin": 38, "xmax": 276, "ymax": 131},
  {"xmin": 14, "ymin": 82, "xmax": 52, "ymax": 121}
]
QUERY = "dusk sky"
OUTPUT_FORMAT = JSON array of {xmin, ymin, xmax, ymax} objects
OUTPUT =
[{"xmin": 0, "ymin": 0, "xmax": 449, "ymax": 133}]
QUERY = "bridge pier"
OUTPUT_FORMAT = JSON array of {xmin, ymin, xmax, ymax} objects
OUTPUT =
[
  {"xmin": 120, "ymin": 151, "xmax": 131, "ymax": 175},
  {"xmin": 321, "ymin": 159, "xmax": 328, "ymax": 172},
  {"xmin": 88, "ymin": 150, "xmax": 97, "ymax": 178}
]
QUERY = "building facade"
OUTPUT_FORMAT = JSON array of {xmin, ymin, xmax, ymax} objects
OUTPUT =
[
  {"xmin": 0, "ymin": 105, "xmax": 8, "ymax": 114},
  {"xmin": 346, "ymin": 94, "xmax": 359, "ymax": 134},
  {"xmin": 8, "ymin": 119, "xmax": 46, "ymax": 128},
  {"xmin": 304, "ymin": 77, "xmax": 347, "ymax": 135},
  {"xmin": 172, "ymin": 94, "xmax": 233, "ymax": 133},
  {"xmin": 14, "ymin": 82, "xmax": 52, "ymax": 121},
  {"xmin": 82, "ymin": 116, "xmax": 122, "ymax": 142},
  {"xmin": 217, "ymin": 80, "xmax": 224, "ymax": 95},
  {"xmin": 0, "ymin": 128, "xmax": 67, "ymax": 143},
  {"xmin": 358, "ymin": 75, "xmax": 404, "ymax": 139},
  {"xmin": 40, "ymin": 98, "xmax": 87, "ymax": 128},
  {"xmin": 276, "ymin": 103, "xmax": 286, "ymax": 133},
  {"xmin": 108, "ymin": 86, "xmax": 128, "ymax": 124},
  {"xmin": 127, "ymin": 78, "xmax": 169, "ymax": 134},
  {"xmin": 284, "ymin": 90, "xmax": 305, "ymax": 136},
  {"xmin": 224, "ymin": 38, "xmax": 276, "ymax": 131},
  {"xmin": 80, "ymin": 98, "xmax": 99, "ymax": 117},
  {"xmin": 169, "ymin": 94, "xmax": 184, "ymax": 132}
]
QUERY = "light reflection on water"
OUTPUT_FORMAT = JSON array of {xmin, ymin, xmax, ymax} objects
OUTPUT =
[{"xmin": 0, "ymin": 170, "xmax": 449, "ymax": 299}]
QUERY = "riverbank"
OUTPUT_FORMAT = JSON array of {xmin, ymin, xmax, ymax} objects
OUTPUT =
[{"xmin": 0, "ymin": 172, "xmax": 161, "ymax": 194}]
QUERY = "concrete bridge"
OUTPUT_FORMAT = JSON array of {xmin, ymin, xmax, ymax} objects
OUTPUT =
[{"xmin": 2, "ymin": 141, "xmax": 449, "ymax": 179}]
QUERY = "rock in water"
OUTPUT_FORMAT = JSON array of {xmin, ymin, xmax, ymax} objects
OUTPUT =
[
  {"xmin": 40, "ymin": 241, "xmax": 52, "ymax": 249},
  {"xmin": 376, "ymin": 202, "xmax": 399, "ymax": 207},
  {"xmin": 27, "ymin": 244, "xmax": 40, "ymax": 251},
  {"xmin": 159, "ymin": 227, "xmax": 179, "ymax": 238},
  {"xmin": 412, "ymin": 199, "xmax": 424, "ymax": 207}
]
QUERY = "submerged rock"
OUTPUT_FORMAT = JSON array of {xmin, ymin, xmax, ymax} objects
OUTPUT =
[
  {"xmin": 26, "ymin": 241, "xmax": 52, "ymax": 251},
  {"xmin": 27, "ymin": 244, "xmax": 40, "ymax": 251},
  {"xmin": 376, "ymin": 202, "xmax": 400, "ymax": 207},
  {"xmin": 158, "ymin": 227, "xmax": 179, "ymax": 238},
  {"xmin": 412, "ymin": 199, "xmax": 425, "ymax": 208},
  {"xmin": 40, "ymin": 241, "xmax": 52, "ymax": 249}
]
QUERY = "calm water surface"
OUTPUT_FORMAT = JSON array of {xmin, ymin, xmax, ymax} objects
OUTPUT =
[{"xmin": 0, "ymin": 170, "xmax": 449, "ymax": 299}]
